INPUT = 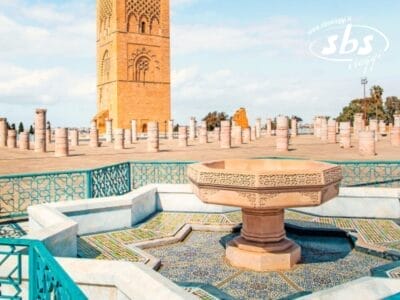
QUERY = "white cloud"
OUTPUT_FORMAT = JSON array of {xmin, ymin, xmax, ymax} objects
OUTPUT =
[
  {"xmin": 172, "ymin": 17, "xmax": 306, "ymax": 56},
  {"xmin": 0, "ymin": 63, "xmax": 95, "ymax": 105},
  {"xmin": 0, "ymin": 0, "xmax": 96, "ymax": 115},
  {"xmin": 0, "ymin": 1, "xmax": 94, "ymax": 60}
]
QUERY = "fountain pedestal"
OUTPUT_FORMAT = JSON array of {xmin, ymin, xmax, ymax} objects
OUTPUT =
[
  {"xmin": 227, "ymin": 208, "xmax": 300, "ymax": 271},
  {"xmin": 188, "ymin": 159, "xmax": 342, "ymax": 272}
]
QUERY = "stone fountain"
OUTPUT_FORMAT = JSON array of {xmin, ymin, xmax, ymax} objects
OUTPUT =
[{"xmin": 188, "ymin": 159, "xmax": 342, "ymax": 271}]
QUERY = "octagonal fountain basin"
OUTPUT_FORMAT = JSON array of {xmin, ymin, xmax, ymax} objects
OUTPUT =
[{"xmin": 188, "ymin": 159, "xmax": 342, "ymax": 272}]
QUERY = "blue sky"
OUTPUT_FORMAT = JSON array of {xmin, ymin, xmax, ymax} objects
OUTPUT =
[{"xmin": 0, "ymin": 0, "xmax": 399, "ymax": 127}]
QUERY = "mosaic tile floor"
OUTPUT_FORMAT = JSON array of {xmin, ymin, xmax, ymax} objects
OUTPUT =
[
  {"xmin": 77, "ymin": 212, "xmax": 240, "ymax": 262},
  {"xmin": 75, "ymin": 211, "xmax": 400, "ymax": 299},
  {"xmin": 147, "ymin": 230, "xmax": 390, "ymax": 300}
]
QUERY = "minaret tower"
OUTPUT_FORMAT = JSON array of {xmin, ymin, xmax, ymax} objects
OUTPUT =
[{"xmin": 96, "ymin": 0, "xmax": 171, "ymax": 133}]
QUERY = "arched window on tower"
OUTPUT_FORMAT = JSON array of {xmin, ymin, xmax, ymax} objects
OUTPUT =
[
  {"xmin": 150, "ymin": 17, "xmax": 160, "ymax": 35},
  {"xmin": 127, "ymin": 14, "xmax": 137, "ymax": 32},
  {"xmin": 141, "ymin": 21, "xmax": 146, "ymax": 33},
  {"xmin": 135, "ymin": 56, "xmax": 150, "ymax": 82},
  {"xmin": 101, "ymin": 51, "xmax": 110, "ymax": 82},
  {"xmin": 138, "ymin": 16, "xmax": 148, "ymax": 34}
]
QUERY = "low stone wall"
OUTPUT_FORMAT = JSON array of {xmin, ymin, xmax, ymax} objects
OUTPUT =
[
  {"xmin": 299, "ymin": 277, "xmax": 400, "ymax": 300},
  {"xmin": 48, "ymin": 185, "xmax": 157, "ymax": 235},
  {"xmin": 27, "ymin": 205, "xmax": 78, "ymax": 257},
  {"xmin": 294, "ymin": 187, "xmax": 400, "ymax": 219},
  {"xmin": 155, "ymin": 184, "xmax": 237, "ymax": 213}
]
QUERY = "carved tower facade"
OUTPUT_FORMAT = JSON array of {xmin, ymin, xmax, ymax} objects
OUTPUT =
[{"xmin": 96, "ymin": 0, "xmax": 171, "ymax": 133}]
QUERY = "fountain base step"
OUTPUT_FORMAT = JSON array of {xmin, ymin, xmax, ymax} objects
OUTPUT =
[{"xmin": 226, "ymin": 237, "xmax": 301, "ymax": 271}]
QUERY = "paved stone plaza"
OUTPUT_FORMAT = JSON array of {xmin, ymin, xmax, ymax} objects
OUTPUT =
[{"xmin": 1, "ymin": 135, "xmax": 400, "ymax": 175}]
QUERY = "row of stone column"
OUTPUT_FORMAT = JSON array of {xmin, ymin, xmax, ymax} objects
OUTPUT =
[
  {"xmin": 109, "ymin": 121, "xmax": 160, "ymax": 152},
  {"xmin": 105, "ymin": 119, "xmax": 140, "ymax": 144},
  {"xmin": 0, "ymin": 110, "xmax": 49, "ymax": 152},
  {"xmin": 314, "ymin": 117, "xmax": 338, "ymax": 144},
  {"xmin": 104, "ymin": 116, "xmax": 296, "ymax": 148},
  {"xmin": 0, "ymin": 109, "xmax": 101, "ymax": 157}
]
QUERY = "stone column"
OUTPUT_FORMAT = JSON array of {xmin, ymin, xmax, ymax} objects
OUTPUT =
[
  {"xmin": 89, "ymin": 121, "xmax": 99, "ymax": 148},
  {"xmin": 251, "ymin": 126, "xmax": 256, "ymax": 141},
  {"xmin": 105, "ymin": 118, "xmax": 113, "ymax": 143},
  {"xmin": 369, "ymin": 119, "xmax": 379, "ymax": 141},
  {"xmin": 178, "ymin": 126, "xmax": 188, "ymax": 147},
  {"xmin": 243, "ymin": 127, "xmax": 251, "ymax": 144},
  {"xmin": 339, "ymin": 122, "xmax": 351, "ymax": 149},
  {"xmin": 167, "ymin": 120, "xmax": 174, "ymax": 140},
  {"xmin": 113, "ymin": 129, "xmax": 125, "ymax": 150},
  {"xmin": 46, "ymin": 122, "xmax": 51, "ymax": 144},
  {"xmin": 314, "ymin": 117, "xmax": 322, "ymax": 138},
  {"xmin": 0, "ymin": 118, "xmax": 7, "ymax": 147},
  {"xmin": 70, "ymin": 129, "xmax": 79, "ymax": 147},
  {"xmin": 220, "ymin": 121, "xmax": 231, "ymax": 149},
  {"xmin": 313, "ymin": 117, "xmax": 317, "ymax": 137},
  {"xmin": 394, "ymin": 114, "xmax": 400, "ymax": 128},
  {"xmin": 276, "ymin": 116, "xmax": 289, "ymax": 152},
  {"xmin": 353, "ymin": 113, "xmax": 364, "ymax": 138},
  {"xmin": 147, "ymin": 121, "xmax": 159, "ymax": 153},
  {"xmin": 359, "ymin": 130, "xmax": 376, "ymax": 156},
  {"xmin": 369, "ymin": 119, "xmax": 378, "ymax": 132},
  {"xmin": 266, "ymin": 119, "xmax": 272, "ymax": 136},
  {"xmin": 199, "ymin": 121, "xmax": 208, "ymax": 144},
  {"xmin": 327, "ymin": 119, "xmax": 337, "ymax": 144},
  {"xmin": 189, "ymin": 117, "xmax": 196, "ymax": 141},
  {"xmin": 320, "ymin": 118, "xmax": 328, "ymax": 142},
  {"xmin": 379, "ymin": 120, "xmax": 386, "ymax": 136},
  {"xmin": 124, "ymin": 129, "xmax": 132, "ymax": 145},
  {"xmin": 19, "ymin": 132, "xmax": 29, "ymax": 150},
  {"xmin": 255, "ymin": 118, "xmax": 262, "ymax": 139},
  {"xmin": 131, "ymin": 120, "xmax": 138, "ymax": 142},
  {"xmin": 55, "ymin": 128, "xmax": 69, "ymax": 157},
  {"xmin": 290, "ymin": 118, "xmax": 298, "ymax": 138},
  {"xmin": 391, "ymin": 127, "xmax": 400, "ymax": 146},
  {"xmin": 232, "ymin": 125, "xmax": 243, "ymax": 146},
  {"xmin": 214, "ymin": 127, "xmax": 220, "ymax": 141},
  {"xmin": 34, "ymin": 109, "xmax": 47, "ymax": 153},
  {"xmin": 7, "ymin": 130, "xmax": 17, "ymax": 149}
]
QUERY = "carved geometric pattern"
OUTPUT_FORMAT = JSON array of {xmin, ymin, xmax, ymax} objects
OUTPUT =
[
  {"xmin": 198, "ymin": 172, "xmax": 256, "ymax": 188},
  {"xmin": 127, "ymin": 47, "xmax": 160, "ymax": 82},
  {"xmin": 300, "ymin": 192, "xmax": 320, "ymax": 204},
  {"xmin": 126, "ymin": 0, "xmax": 160, "ymax": 21},
  {"xmin": 131, "ymin": 162, "xmax": 190, "ymax": 189},
  {"xmin": 99, "ymin": 0, "xmax": 113, "ymax": 22},
  {"xmin": 258, "ymin": 174, "xmax": 322, "ymax": 187},
  {"xmin": 0, "ymin": 173, "xmax": 87, "ymax": 219},
  {"xmin": 323, "ymin": 166, "xmax": 343, "ymax": 184},
  {"xmin": 91, "ymin": 162, "xmax": 131, "ymax": 198}
]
